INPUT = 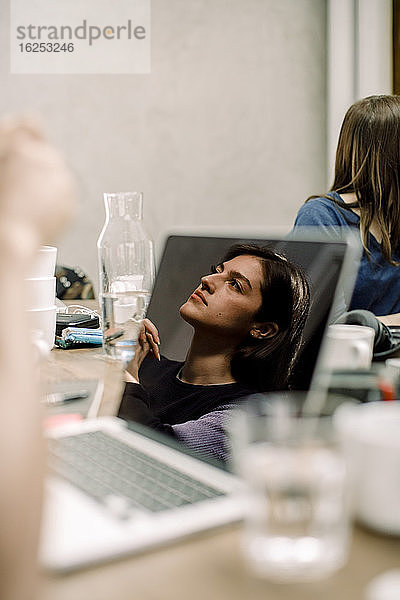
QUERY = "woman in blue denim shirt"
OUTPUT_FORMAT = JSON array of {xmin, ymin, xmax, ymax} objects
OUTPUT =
[{"xmin": 293, "ymin": 95, "xmax": 400, "ymax": 325}]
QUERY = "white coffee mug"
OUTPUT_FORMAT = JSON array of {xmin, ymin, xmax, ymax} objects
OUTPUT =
[
  {"xmin": 334, "ymin": 401, "xmax": 400, "ymax": 535},
  {"xmin": 24, "ymin": 276, "xmax": 56, "ymax": 310},
  {"xmin": 321, "ymin": 324, "xmax": 375, "ymax": 371},
  {"xmin": 29, "ymin": 245, "xmax": 57, "ymax": 278},
  {"xmin": 26, "ymin": 305, "xmax": 57, "ymax": 355}
]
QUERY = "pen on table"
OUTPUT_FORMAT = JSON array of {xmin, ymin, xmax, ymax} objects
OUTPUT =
[
  {"xmin": 43, "ymin": 390, "xmax": 89, "ymax": 405},
  {"xmin": 104, "ymin": 328, "xmax": 124, "ymax": 342}
]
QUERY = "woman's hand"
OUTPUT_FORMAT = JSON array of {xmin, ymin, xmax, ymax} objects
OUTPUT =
[{"xmin": 125, "ymin": 319, "xmax": 160, "ymax": 383}]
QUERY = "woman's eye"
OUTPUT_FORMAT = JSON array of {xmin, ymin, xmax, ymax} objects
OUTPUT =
[{"xmin": 229, "ymin": 278, "xmax": 242, "ymax": 292}]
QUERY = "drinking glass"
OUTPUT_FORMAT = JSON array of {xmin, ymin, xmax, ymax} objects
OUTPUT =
[{"xmin": 231, "ymin": 392, "xmax": 352, "ymax": 582}]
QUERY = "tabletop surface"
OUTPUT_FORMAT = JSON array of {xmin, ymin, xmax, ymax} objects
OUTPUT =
[{"xmin": 39, "ymin": 303, "xmax": 400, "ymax": 600}]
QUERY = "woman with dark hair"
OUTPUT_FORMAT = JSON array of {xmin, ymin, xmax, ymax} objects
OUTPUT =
[
  {"xmin": 119, "ymin": 243, "xmax": 310, "ymax": 462},
  {"xmin": 293, "ymin": 94, "xmax": 400, "ymax": 325}
]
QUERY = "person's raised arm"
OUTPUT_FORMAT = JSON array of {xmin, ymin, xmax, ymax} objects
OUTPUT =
[{"xmin": 0, "ymin": 116, "xmax": 75, "ymax": 600}]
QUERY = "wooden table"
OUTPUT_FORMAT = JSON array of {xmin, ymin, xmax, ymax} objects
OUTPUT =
[
  {"xmin": 41, "ymin": 300, "xmax": 125, "ymax": 417},
  {"xmin": 39, "ymin": 309, "xmax": 400, "ymax": 600}
]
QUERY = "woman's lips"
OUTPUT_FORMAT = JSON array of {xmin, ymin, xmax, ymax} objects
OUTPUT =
[{"xmin": 191, "ymin": 290, "xmax": 208, "ymax": 305}]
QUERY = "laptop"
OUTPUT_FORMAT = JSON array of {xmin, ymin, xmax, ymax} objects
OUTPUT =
[
  {"xmin": 145, "ymin": 231, "xmax": 361, "ymax": 389},
  {"xmin": 40, "ymin": 231, "xmax": 361, "ymax": 572}
]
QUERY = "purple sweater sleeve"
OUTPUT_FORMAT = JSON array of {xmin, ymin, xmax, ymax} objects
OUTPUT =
[
  {"xmin": 172, "ymin": 408, "xmax": 232, "ymax": 463},
  {"xmin": 119, "ymin": 383, "xmax": 231, "ymax": 462}
]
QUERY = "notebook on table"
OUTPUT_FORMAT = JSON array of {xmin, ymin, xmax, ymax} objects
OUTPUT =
[{"xmin": 40, "ymin": 231, "xmax": 361, "ymax": 572}]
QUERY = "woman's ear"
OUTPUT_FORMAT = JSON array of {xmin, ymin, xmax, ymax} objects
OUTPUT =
[{"xmin": 250, "ymin": 322, "xmax": 279, "ymax": 339}]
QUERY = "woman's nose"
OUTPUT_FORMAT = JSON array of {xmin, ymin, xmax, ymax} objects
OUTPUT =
[{"xmin": 201, "ymin": 275, "xmax": 215, "ymax": 293}]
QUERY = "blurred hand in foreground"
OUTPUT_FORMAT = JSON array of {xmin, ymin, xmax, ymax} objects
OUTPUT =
[
  {"xmin": 0, "ymin": 115, "xmax": 76, "ymax": 254},
  {"xmin": 0, "ymin": 115, "xmax": 77, "ymax": 600}
]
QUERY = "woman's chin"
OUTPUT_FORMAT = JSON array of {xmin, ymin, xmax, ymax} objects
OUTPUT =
[{"xmin": 179, "ymin": 302, "xmax": 198, "ymax": 326}]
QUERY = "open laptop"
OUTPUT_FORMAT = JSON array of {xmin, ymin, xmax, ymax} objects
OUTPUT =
[
  {"xmin": 40, "ymin": 231, "xmax": 361, "ymax": 572},
  {"xmin": 146, "ymin": 231, "xmax": 361, "ymax": 389}
]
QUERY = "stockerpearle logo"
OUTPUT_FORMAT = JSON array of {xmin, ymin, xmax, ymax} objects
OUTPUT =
[{"xmin": 10, "ymin": 0, "xmax": 151, "ymax": 74}]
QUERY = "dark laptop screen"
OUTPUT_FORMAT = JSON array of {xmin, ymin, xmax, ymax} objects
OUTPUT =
[{"xmin": 146, "ymin": 234, "xmax": 359, "ymax": 390}]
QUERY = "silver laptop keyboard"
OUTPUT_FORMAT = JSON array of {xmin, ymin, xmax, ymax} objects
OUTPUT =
[{"xmin": 47, "ymin": 431, "xmax": 224, "ymax": 515}]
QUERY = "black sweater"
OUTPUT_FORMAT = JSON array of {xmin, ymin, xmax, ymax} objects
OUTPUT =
[{"xmin": 118, "ymin": 356, "xmax": 254, "ymax": 462}]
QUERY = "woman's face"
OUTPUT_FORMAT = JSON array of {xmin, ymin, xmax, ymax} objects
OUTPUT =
[{"xmin": 179, "ymin": 254, "xmax": 264, "ymax": 341}]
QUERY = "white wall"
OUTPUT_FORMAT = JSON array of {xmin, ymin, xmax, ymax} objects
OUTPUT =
[
  {"xmin": 327, "ymin": 0, "xmax": 392, "ymax": 181},
  {"xmin": 0, "ymin": 0, "xmax": 327, "ymax": 292}
]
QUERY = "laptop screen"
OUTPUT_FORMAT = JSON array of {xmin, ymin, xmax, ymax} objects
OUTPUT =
[{"xmin": 146, "ymin": 233, "xmax": 360, "ymax": 390}]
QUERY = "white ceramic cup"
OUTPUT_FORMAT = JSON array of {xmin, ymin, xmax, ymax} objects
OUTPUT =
[
  {"xmin": 26, "ymin": 305, "xmax": 57, "ymax": 355},
  {"xmin": 321, "ymin": 324, "xmax": 375, "ymax": 371},
  {"xmin": 24, "ymin": 276, "xmax": 56, "ymax": 310},
  {"xmin": 334, "ymin": 401, "xmax": 400, "ymax": 535},
  {"xmin": 29, "ymin": 245, "xmax": 57, "ymax": 278}
]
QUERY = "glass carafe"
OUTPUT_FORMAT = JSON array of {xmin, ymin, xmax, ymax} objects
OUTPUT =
[{"xmin": 97, "ymin": 192, "xmax": 155, "ymax": 362}]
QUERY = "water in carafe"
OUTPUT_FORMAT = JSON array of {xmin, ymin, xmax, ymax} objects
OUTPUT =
[{"xmin": 97, "ymin": 192, "xmax": 155, "ymax": 363}]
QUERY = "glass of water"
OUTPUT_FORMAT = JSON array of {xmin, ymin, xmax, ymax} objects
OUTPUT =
[{"xmin": 231, "ymin": 392, "xmax": 352, "ymax": 582}]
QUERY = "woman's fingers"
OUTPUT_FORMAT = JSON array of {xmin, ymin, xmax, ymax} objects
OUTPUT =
[
  {"xmin": 137, "ymin": 319, "xmax": 160, "ymax": 359},
  {"xmin": 142, "ymin": 318, "xmax": 160, "ymax": 344},
  {"xmin": 139, "ymin": 326, "xmax": 147, "ymax": 345},
  {"xmin": 140, "ymin": 318, "xmax": 160, "ymax": 359},
  {"xmin": 145, "ymin": 332, "xmax": 161, "ymax": 360}
]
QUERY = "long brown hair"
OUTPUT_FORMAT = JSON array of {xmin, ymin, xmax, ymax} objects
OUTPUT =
[
  {"xmin": 222, "ymin": 244, "xmax": 310, "ymax": 392},
  {"xmin": 308, "ymin": 95, "xmax": 400, "ymax": 264}
]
